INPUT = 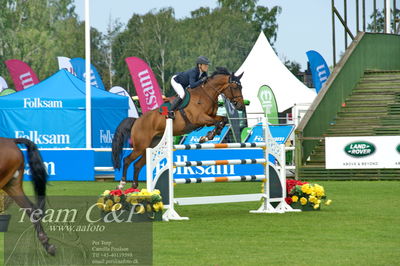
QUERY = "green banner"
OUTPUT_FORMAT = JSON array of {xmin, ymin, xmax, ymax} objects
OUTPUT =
[{"xmin": 257, "ymin": 85, "xmax": 278, "ymax": 124}]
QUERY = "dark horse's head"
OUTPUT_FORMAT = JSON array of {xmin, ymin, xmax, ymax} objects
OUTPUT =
[{"xmin": 211, "ymin": 67, "xmax": 245, "ymax": 111}]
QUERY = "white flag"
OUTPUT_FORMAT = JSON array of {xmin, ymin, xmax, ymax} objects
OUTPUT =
[
  {"xmin": 57, "ymin": 56, "xmax": 75, "ymax": 75},
  {"xmin": 0, "ymin": 76, "xmax": 8, "ymax": 93},
  {"xmin": 109, "ymin": 86, "xmax": 139, "ymax": 118}
]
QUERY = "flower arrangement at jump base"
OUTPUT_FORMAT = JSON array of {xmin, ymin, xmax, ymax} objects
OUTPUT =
[
  {"xmin": 96, "ymin": 188, "xmax": 164, "ymax": 220},
  {"xmin": 285, "ymin": 179, "xmax": 332, "ymax": 211}
]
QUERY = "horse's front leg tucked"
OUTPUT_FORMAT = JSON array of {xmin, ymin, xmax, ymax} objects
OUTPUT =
[{"xmin": 199, "ymin": 116, "xmax": 228, "ymax": 143}]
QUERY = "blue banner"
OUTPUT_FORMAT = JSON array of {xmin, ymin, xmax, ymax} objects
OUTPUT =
[
  {"xmin": 245, "ymin": 124, "xmax": 295, "ymax": 144},
  {"xmin": 306, "ymin": 50, "xmax": 330, "ymax": 93},
  {"xmin": 180, "ymin": 126, "xmax": 230, "ymax": 144},
  {"xmin": 2, "ymin": 109, "xmax": 85, "ymax": 148},
  {"xmin": 23, "ymin": 149, "xmax": 94, "ymax": 181},
  {"xmin": 70, "ymin": 57, "xmax": 106, "ymax": 90}
]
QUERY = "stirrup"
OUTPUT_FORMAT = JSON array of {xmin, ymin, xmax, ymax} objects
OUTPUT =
[{"xmin": 167, "ymin": 110, "xmax": 175, "ymax": 119}]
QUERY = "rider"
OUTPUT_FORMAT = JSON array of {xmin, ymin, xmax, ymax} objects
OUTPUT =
[{"xmin": 168, "ymin": 56, "xmax": 210, "ymax": 118}]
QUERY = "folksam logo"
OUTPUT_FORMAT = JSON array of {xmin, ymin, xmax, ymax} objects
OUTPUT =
[
  {"xmin": 138, "ymin": 69, "xmax": 159, "ymax": 110},
  {"xmin": 24, "ymin": 98, "xmax": 63, "ymax": 108},
  {"xmin": 99, "ymin": 130, "xmax": 113, "ymax": 144},
  {"xmin": 15, "ymin": 131, "xmax": 70, "ymax": 145},
  {"xmin": 24, "ymin": 161, "xmax": 56, "ymax": 176},
  {"xmin": 344, "ymin": 141, "xmax": 376, "ymax": 157}
]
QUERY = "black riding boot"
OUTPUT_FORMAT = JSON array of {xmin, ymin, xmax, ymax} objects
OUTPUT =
[{"xmin": 168, "ymin": 96, "xmax": 183, "ymax": 119}]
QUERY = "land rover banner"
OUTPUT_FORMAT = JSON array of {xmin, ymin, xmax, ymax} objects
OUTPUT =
[{"xmin": 325, "ymin": 136, "xmax": 400, "ymax": 169}]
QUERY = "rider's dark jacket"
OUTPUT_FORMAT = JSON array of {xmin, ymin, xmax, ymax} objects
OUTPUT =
[{"xmin": 174, "ymin": 67, "xmax": 208, "ymax": 89}]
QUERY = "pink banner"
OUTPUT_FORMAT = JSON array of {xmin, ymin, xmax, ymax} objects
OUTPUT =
[
  {"xmin": 5, "ymin": 59, "xmax": 40, "ymax": 91},
  {"xmin": 125, "ymin": 57, "xmax": 163, "ymax": 113}
]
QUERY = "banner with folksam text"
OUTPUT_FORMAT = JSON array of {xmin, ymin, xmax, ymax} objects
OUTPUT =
[{"xmin": 125, "ymin": 57, "xmax": 163, "ymax": 113}]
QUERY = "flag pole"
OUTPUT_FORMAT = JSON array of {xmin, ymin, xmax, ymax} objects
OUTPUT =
[{"xmin": 84, "ymin": 0, "xmax": 92, "ymax": 148}]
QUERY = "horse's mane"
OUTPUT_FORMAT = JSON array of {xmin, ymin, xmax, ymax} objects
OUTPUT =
[{"xmin": 210, "ymin": 67, "xmax": 230, "ymax": 78}]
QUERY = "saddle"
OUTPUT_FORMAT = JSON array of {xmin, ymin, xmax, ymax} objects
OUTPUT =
[{"xmin": 158, "ymin": 92, "xmax": 191, "ymax": 115}]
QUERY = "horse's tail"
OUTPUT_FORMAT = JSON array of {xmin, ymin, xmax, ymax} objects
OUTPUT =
[
  {"xmin": 112, "ymin": 117, "xmax": 137, "ymax": 170},
  {"xmin": 14, "ymin": 138, "xmax": 47, "ymax": 210}
]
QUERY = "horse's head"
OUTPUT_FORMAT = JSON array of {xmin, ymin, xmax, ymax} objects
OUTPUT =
[{"xmin": 221, "ymin": 72, "xmax": 245, "ymax": 111}]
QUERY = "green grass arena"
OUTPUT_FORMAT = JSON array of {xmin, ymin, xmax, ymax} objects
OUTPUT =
[{"xmin": 1, "ymin": 180, "xmax": 399, "ymax": 265}]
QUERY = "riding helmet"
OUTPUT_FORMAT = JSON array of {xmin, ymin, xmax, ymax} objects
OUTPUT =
[{"xmin": 196, "ymin": 56, "xmax": 210, "ymax": 65}]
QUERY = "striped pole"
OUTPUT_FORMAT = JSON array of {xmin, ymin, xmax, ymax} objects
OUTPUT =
[
  {"xmin": 174, "ymin": 175, "xmax": 265, "ymax": 184},
  {"xmin": 173, "ymin": 142, "xmax": 266, "ymax": 150},
  {"xmin": 174, "ymin": 158, "xmax": 267, "ymax": 167}
]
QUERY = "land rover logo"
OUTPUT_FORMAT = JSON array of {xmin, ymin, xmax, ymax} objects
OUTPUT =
[
  {"xmin": 397, "ymin": 144, "xmax": 400, "ymax": 154},
  {"xmin": 344, "ymin": 141, "xmax": 376, "ymax": 157}
]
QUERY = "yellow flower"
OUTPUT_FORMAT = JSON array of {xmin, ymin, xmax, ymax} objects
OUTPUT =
[
  {"xmin": 102, "ymin": 190, "xmax": 110, "ymax": 196},
  {"xmin": 301, "ymin": 184, "xmax": 310, "ymax": 193},
  {"xmin": 135, "ymin": 205, "xmax": 145, "ymax": 214},
  {"xmin": 96, "ymin": 203, "xmax": 105, "ymax": 210},
  {"xmin": 111, "ymin": 203, "xmax": 122, "ymax": 211},
  {"xmin": 314, "ymin": 184, "xmax": 325, "ymax": 197},
  {"xmin": 153, "ymin": 189, "xmax": 161, "ymax": 195},
  {"xmin": 325, "ymin": 199, "xmax": 332, "ymax": 206},
  {"xmin": 313, "ymin": 204, "xmax": 320, "ymax": 209},
  {"xmin": 309, "ymin": 196, "xmax": 317, "ymax": 204},
  {"xmin": 113, "ymin": 196, "xmax": 121, "ymax": 203},
  {"xmin": 97, "ymin": 197, "xmax": 105, "ymax": 204},
  {"xmin": 300, "ymin": 197, "xmax": 307, "ymax": 205},
  {"xmin": 153, "ymin": 202, "xmax": 164, "ymax": 212},
  {"xmin": 292, "ymin": 195, "xmax": 298, "ymax": 202},
  {"xmin": 105, "ymin": 199, "xmax": 114, "ymax": 208},
  {"xmin": 153, "ymin": 203, "xmax": 160, "ymax": 212},
  {"xmin": 146, "ymin": 204, "xmax": 153, "ymax": 212},
  {"xmin": 96, "ymin": 197, "xmax": 105, "ymax": 209}
]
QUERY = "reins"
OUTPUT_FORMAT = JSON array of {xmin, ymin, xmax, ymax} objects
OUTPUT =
[{"xmin": 195, "ymin": 73, "xmax": 242, "ymax": 114}]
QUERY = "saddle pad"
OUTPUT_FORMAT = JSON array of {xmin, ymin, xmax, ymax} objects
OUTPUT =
[{"xmin": 159, "ymin": 92, "xmax": 191, "ymax": 114}]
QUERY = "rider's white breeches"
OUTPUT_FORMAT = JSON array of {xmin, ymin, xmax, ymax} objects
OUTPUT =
[{"xmin": 171, "ymin": 75, "xmax": 185, "ymax": 98}]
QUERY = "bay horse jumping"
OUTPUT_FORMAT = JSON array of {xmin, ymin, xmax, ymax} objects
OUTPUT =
[
  {"xmin": 0, "ymin": 137, "xmax": 55, "ymax": 255},
  {"xmin": 112, "ymin": 67, "xmax": 244, "ymax": 189}
]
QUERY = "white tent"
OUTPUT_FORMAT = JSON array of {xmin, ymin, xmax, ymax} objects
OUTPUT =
[{"xmin": 236, "ymin": 32, "xmax": 316, "ymax": 125}]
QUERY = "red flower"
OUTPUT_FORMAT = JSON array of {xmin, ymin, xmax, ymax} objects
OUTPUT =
[
  {"xmin": 109, "ymin": 189, "xmax": 123, "ymax": 196},
  {"xmin": 124, "ymin": 188, "xmax": 140, "ymax": 194},
  {"xmin": 285, "ymin": 197, "xmax": 293, "ymax": 205},
  {"xmin": 286, "ymin": 179, "xmax": 309, "ymax": 195}
]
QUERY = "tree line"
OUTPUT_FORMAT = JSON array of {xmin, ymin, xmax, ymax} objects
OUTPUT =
[{"xmin": 0, "ymin": 0, "xmax": 294, "ymax": 96}]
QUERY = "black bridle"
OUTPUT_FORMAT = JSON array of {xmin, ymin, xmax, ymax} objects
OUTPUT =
[
  {"xmin": 225, "ymin": 76, "xmax": 243, "ymax": 102},
  {"xmin": 199, "ymin": 74, "xmax": 243, "ymax": 111}
]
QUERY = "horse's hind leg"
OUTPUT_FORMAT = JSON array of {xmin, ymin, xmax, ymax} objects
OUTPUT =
[
  {"xmin": 119, "ymin": 151, "xmax": 141, "ymax": 190},
  {"xmin": 132, "ymin": 153, "xmax": 146, "ymax": 189},
  {"xmin": 3, "ymin": 178, "xmax": 56, "ymax": 255}
]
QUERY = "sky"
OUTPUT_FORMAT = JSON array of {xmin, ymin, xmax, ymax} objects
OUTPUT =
[{"xmin": 74, "ymin": 0, "xmax": 385, "ymax": 70}]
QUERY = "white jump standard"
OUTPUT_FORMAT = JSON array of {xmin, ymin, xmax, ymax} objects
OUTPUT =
[{"xmin": 146, "ymin": 118, "xmax": 299, "ymax": 221}]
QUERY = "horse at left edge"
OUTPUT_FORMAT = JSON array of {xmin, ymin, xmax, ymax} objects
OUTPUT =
[{"xmin": 0, "ymin": 137, "xmax": 56, "ymax": 255}]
